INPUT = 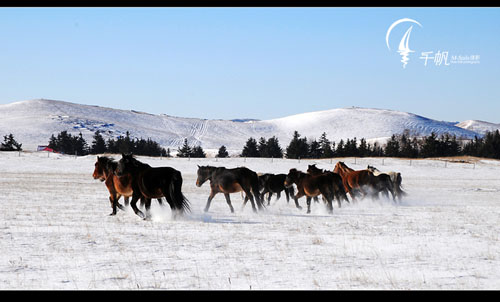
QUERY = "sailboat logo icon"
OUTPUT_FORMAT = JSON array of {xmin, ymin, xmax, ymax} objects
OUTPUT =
[{"xmin": 386, "ymin": 18, "xmax": 423, "ymax": 68}]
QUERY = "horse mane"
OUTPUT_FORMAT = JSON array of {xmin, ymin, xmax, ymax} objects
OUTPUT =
[
  {"xmin": 124, "ymin": 154, "xmax": 151, "ymax": 169},
  {"xmin": 97, "ymin": 156, "xmax": 118, "ymax": 173}
]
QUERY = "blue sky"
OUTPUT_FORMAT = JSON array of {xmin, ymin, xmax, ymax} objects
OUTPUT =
[{"xmin": 1, "ymin": 7, "xmax": 499, "ymax": 122}]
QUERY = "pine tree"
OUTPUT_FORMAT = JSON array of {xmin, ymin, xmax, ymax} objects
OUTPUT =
[
  {"xmin": 0, "ymin": 133, "xmax": 22, "ymax": 151},
  {"xmin": 241, "ymin": 137, "xmax": 259, "ymax": 157},
  {"xmin": 257, "ymin": 137, "xmax": 268, "ymax": 157},
  {"xmin": 358, "ymin": 138, "xmax": 369, "ymax": 157},
  {"xmin": 266, "ymin": 136, "xmax": 283, "ymax": 158},
  {"xmin": 177, "ymin": 138, "xmax": 192, "ymax": 158},
  {"xmin": 90, "ymin": 131, "xmax": 107, "ymax": 154},
  {"xmin": 308, "ymin": 139, "xmax": 321, "ymax": 159},
  {"xmin": 384, "ymin": 135, "xmax": 400, "ymax": 157},
  {"xmin": 191, "ymin": 145, "xmax": 206, "ymax": 158},
  {"xmin": 117, "ymin": 131, "xmax": 134, "ymax": 154},
  {"xmin": 420, "ymin": 132, "xmax": 439, "ymax": 158},
  {"xmin": 217, "ymin": 145, "xmax": 229, "ymax": 158},
  {"xmin": 318, "ymin": 132, "xmax": 334, "ymax": 158},
  {"xmin": 335, "ymin": 139, "xmax": 345, "ymax": 157},
  {"xmin": 74, "ymin": 133, "xmax": 89, "ymax": 155},
  {"xmin": 344, "ymin": 137, "xmax": 358, "ymax": 157},
  {"xmin": 285, "ymin": 131, "xmax": 309, "ymax": 159}
]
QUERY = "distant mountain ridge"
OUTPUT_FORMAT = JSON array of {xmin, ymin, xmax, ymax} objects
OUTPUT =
[{"xmin": 0, "ymin": 99, "xmax": 486, "ymax": 152}]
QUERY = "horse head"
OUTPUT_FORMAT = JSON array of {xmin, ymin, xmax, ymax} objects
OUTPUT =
[
  {"xmin": 115, "ymin": 153, "xmax": 136, "ymax": 177},
  {"xmin": 307, "ymin": 164, "xmax": 323, "ymax": 175},
  {"xmin": 196, "ymin": 165, "xmax": 214, "ymax": 187},
  {"xmin": 92, "ymin": 156, "xmax": 107, "ymax": 181},
  {"xmin": 284, "ymin": 168, "xmax": 300, "ymax": 188}
]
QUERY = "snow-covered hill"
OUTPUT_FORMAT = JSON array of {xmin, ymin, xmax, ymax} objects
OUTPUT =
[
  {"xmin": 455, "ymin": 120, "xmax": 500, "ymax": 135},
  {"xmin": 0, "ymin": 99, "xmax": 482, "ymax": 152}
]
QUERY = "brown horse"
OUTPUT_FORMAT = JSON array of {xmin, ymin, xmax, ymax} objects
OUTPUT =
[
  {"xmin": 196, "ymin": 165, "xmax": 264, "ymax": 213},
  {"xmin": 306, "ymin": 164, "xmax": 349, "ymax": 207},
  {"xmin": 284, "ymin": 168, "xmax": 336, "ymax": 214},
  {"xmin": 92, "ymin": 156, "xmax": 162, "ymax": 216},
  {"xmin": 333, "ymin": 161, "xmax": 395, "ymax": 201}
]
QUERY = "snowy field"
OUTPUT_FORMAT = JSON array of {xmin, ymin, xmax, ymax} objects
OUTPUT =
[{"xmin": 0, "ymin": 151, "xmax": 499, "ymax": 289}]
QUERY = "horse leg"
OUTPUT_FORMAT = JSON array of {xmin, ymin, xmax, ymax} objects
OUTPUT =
[
  {"xmin": 124, "ymin": 196, "xmax": 130, "ymax": 207},
  {"xmin": 242, "ymin": 194, "xmax": 249, "ymax": 209},
  {"xmin": 130, "ymin": 194, "xmax": 146, "ymax": 219},
  {"xmin": 320, "ymin": 186, "xmax": 334, "ymax": 214},
  {"xmin": 243, "ymin": 189, "xmax": 258, "ymax": 213},
  {"xmin": 204, "ymin": 190, "xmax": 217, "ymax": 213},
  {"xmin": 115, "ymin": 195, "xmax": 125, "ymax": 211},
  {"xmin": 144, "ymin": 198, "xmax": 152, "ymax": 220},
  {"xmin": 223, "ymin": 193, "xmax": 235, "ymax": 213},
  {"xmin": 292, "ymin": 189, "xmax": 304, "ymax": 210},
  {"xmin": 324, "ymin": 195, "xmax": 333, "ymax": 214},
  {"xmin": 306, "ymin": 196, "xmax": 312, "ymax": 214},
  {"xmin": 260, "ymin": 188, "xmax": 270, "ymax": 206},
  {"xmin": 109, "ymin": 195, "xmax": 118, "ymax": 216}
]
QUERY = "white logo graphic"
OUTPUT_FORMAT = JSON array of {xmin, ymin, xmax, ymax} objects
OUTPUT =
[{"xmin": 386, "ymin": 18, "xmax": 423, "ymax": 68}]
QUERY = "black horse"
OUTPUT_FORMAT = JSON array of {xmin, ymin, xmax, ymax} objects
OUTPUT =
[
  {"xmin": 258, "ymin": 173, "xmax": 301, "ymax": 209},
  {"xmin": 115, "ymin": 154, "xmax": 190, "ymax": 219},
  {"xmin": 196, "ymin": 165, "xmax": 264, "ymax": 213},
  {"xmin": 307, "ymin": 164, "xmax": 350, "ymax": 207}
]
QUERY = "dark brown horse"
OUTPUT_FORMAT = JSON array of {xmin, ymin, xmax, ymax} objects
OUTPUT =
[
  {"xmin": 284, "ymin": 168, "xmax": 336, "ymax": 214},
  {"xmin": 259, "ymin": 173, "xmax": 301, "ymax": 209},
  {"xmin": 306, "ymin": 164, "xmax": 349, "ymax": 207},
  {"xmin": 93, "ymin": 156, "xmax": 163, "ymax": 216},
  {"xmin": 115, "ymin": 154, "xmax": 190, "ymax": 219},
  {"xmin": 196, "ymin": 165, "xmax": 264, "ymax": 213},
  {"xmin": 334, "ymin": 161, "xmax": 395, "ymax": 201}
]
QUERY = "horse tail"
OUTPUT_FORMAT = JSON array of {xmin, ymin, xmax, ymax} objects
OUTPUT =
[
  {"xmin": 169, "ymin": 170, "xmax": 191, "ymax": 215},
  {"xmin": 395, "ymin": 173, "xmax": 407, "ymax": 197},
  {"xmin": 250, "ymin": 172, "xmax": 265, "ymax": 209}
]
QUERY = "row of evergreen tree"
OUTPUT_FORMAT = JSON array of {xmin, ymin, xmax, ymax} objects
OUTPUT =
[
  {"xmin": 2, "ymin": 129, "xmax": 499, "ymax": 160},
  {"xmin": 48, "ymin": 131, "xmax": 168, "ymax": 157},
  {"xmin": 239, "ymin": 130, "xmax": 500, "ymax": 160}
]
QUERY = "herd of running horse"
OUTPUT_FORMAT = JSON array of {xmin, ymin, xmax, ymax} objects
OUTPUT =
[{"xmin": 92, "ymin": 153, "xmax": 406, "ymax": 220}]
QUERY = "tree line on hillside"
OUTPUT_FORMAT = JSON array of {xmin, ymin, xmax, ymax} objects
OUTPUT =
[
  {"xmin": 47, "ymin": 131, "xmax": 169, "ymax": 157},
  {"xmin": 2, "ymin": 129, "xmax": 499, "ymax": 160},
  {"xmin": 238, "ymin": 129, "xmax": 500, "ymax": 160}
]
